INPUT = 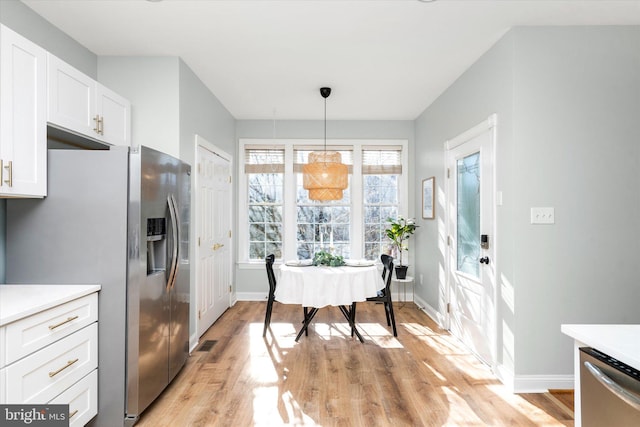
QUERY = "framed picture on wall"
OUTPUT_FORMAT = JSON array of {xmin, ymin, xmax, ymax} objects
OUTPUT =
[{"xmin": 422, "ymin": 177, "xmax": 435, "ymax": 219}]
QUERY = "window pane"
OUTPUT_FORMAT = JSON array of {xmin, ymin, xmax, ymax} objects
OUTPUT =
[
  {"xmin": 363, "ymin": 174, "xmax": 399, "ymax": 261},
  {"xmin": 248, "ymin": 206, "xmax": 265, "ymax": 223},
  {"xmin": 249, "ymin": 224, "xmax": 265, "ymax": 240},
  {"xmin": 246, "ymin": 167, "xmax": 283, "ymax": 260},
  {"xmin": 250, "ymin": 242, "xmax": 266, "ymax": 260},
  {"xmin": 457, "ymin": 152, "xmax": 480, "ymax": 277}
]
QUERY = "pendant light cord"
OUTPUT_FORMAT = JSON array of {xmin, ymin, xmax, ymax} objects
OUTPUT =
[{"xmin": 324, "ymin": 96, "xmax": 327, "ymax": 155}]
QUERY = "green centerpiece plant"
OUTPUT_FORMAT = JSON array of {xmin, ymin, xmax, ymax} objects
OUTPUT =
[{"xmin": 312, "ymin": 250, "xmax": 345, "ymax": 267}]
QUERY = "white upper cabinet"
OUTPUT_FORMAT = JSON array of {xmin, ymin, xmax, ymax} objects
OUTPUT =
[
  {"xmin": 47, "ymin": 54, "xmax": 95, "ymax": 138},
  {"xmin": 0, "ymin": 25, "xmax": 48, "ymax": 198},
  {"xmin": 48, "ymin": 54, "xmax": 131, "ymax": 147},
  {"xmin": 96, "ymin": 84, "xmax": 131, "ymax": 147}
]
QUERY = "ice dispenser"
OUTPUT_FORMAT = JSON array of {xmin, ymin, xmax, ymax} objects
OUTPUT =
[{"xmin": 147, "ymin": 217, "xmax": 166, "ymax": 275}]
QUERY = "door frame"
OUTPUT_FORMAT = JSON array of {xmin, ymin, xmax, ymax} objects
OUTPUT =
[
  {"xmin": 194, "ymin": 134, "xmax": 234, "ymax": 337},
  {"xmin": 443, "ymin": 113, "xmax": 498, "ymax": 369}
]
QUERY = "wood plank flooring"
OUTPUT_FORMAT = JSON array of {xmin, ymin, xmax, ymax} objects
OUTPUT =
[{"xmin": 136, "ymin": 301, "xmax": 574, "ymax": 426}]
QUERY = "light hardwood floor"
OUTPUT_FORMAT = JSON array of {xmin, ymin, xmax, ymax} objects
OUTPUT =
[{"xmin": 136, "ymin": 301, "xmax": 574, "ymax": 426}]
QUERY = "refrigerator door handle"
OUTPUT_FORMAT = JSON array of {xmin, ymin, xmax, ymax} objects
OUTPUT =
[{"xmin": 166, "ymin": 194, "xmax": 179, "ymax": 292}]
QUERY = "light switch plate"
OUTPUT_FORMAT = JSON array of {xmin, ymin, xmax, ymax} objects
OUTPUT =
[{"xmin": 531, "ymin": 207, "xmax": 554, "ymax": 224}]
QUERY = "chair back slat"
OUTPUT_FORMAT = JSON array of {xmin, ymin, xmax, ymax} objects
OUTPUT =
[
  {"xmin": 265, "ymin": 254, "xmax": 277, "ymax": 295},
  {"xmin": 380, "ymin": 254, "xmax": 394, "ymax": 294}
]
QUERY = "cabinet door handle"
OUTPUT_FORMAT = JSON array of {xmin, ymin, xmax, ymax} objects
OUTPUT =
[
  {"xmin": 98, "ymin": 116, "xmax": 104, "ymax": 135},
  {"xmin": 93, "ymin": 115, "xmax": 100, "ymax": 133},
  {"xmin": 49, "ymin": 358, "xmax": 79, "ymax": 378},
  {"xmin": 48, "ymin": 315, "xmax": 79, "ymax": 330},
  {"xmin": 2, "ymin": 160, "xmax": 12, "ymax": 187},
  {"xmin": 69, "ymin": 409, "xmax": 78, "ymax": 419}
]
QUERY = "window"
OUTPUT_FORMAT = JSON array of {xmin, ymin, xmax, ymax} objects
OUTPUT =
[
  {"xmin": 363, "ymin": 148, "xmax": 402, "ymax": 260},
  {"xmin": 294, "ymin": 148, "xmax": 353, "ymax": 260},
  {"xmin": 238, "ymin": 139, "xmax": 408, "ymax": 266},
  {"xmin": 245, "ymin": 147, "xmax": 284, "ymax": 260}
]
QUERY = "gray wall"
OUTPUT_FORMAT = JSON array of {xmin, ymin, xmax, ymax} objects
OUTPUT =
[
  {"xmin": 98, "ymin": 56, "xmax": 236, "ymax": 342},
  {"xmin": 511, "ymin": 26, "xmax": 640, "ymax": 376},
  {"xmin": 98, "ymin": 57, "xmax": 180, "ymax": 157},
  {"xmin": 178, "ymin": 58, "xmax": 236, "ymax": 336},
  {"xmin": 414, "ymin": 26, "xmax": 640, "ymax": 381},
  {"xmin": 234, "ymin": 119, "xmax": 415, "ymax": 296}
]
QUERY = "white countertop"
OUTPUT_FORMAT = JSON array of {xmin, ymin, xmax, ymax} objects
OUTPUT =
[
  {"xmin": 561, "ymin": 324, "xmax": 640, "ymax": 371},
  {"xmin": 0, "ymin": 284, "xmax": 101, "ymax": 326}
]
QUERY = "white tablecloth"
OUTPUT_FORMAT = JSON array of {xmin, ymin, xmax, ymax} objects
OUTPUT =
[{"xmin": 275, "ymin": 264, "xmax": 382, "ymax": 308}]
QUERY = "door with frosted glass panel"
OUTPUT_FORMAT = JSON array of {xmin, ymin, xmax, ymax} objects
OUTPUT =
[{"xmin": 446, "ymin": 123, "xmax": 496, "ymax": 367}]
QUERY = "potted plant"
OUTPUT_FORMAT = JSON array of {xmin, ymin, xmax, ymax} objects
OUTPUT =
[{"xmin": 384, "ymin": 216, "xmax": 418, "ymax": 279}]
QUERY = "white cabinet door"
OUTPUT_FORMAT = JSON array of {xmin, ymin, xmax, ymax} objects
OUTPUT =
[
  {"xmin": 47, "ymin": 53, "xmax": 97, "ymax": 138},
  {"xmin": 0, "ymin": 25, "xmax": 47, "ymax": 197},
  {"xmin": 48, "ymin": 54, "xmax": 131, "ymax": 146},
  {"xmin": 96, "ymin": 84, "xmax": 131, "ymax": 147}
]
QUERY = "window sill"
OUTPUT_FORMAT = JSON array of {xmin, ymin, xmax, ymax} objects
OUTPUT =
[{"xmin": 238, "ymin": 261, "xmax": 270, "ymax": 270}]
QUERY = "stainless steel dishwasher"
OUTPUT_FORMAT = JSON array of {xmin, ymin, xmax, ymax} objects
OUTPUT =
[{"xmin": 580, "ymin": 347, "xmax": 640, "ymax": 426}]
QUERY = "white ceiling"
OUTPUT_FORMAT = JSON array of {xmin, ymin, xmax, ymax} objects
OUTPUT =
[{"xmin": 21, "ymin": 0, "xmax": 640, "ymax": 120}]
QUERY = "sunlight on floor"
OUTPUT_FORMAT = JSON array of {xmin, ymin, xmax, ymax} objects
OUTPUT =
[{"xmin": 253, "ymin": 320, "xmax": 404, "ymax": 349}]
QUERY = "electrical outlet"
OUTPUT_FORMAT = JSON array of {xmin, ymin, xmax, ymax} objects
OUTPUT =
[{"xmin": 530, "ymin": 207, "xmax": 555, "ymax": 224}]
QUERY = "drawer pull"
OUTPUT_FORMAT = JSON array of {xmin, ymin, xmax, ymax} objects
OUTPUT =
[
  {"xmin": 49, "ymin": 358, "xmax": 79, "ymax": 378},
  {"xmin": 69, "ymin": 409, "xmax": 78, "ymax": 419},
  {"xmin": 48, "ymin": 316, "xmax": 79, "ymax": 330}
]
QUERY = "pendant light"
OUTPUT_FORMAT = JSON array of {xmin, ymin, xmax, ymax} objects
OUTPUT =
[{"xmin": 302, "ymin": 87, "xmax": 348, "ymax": 201}]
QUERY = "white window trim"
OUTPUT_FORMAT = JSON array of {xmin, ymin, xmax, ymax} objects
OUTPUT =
[{"xmin": 238, "ymin": 138, "xmax": 409, "ymax": 269}]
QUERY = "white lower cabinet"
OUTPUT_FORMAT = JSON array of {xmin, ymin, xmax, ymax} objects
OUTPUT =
[
  {"xmin": 0, "ymin": 290, "xmax": 99, "ymax": 426},
  {"xmin": 50, "ymin": 369, "xmax": 98, "ymax": 427}
]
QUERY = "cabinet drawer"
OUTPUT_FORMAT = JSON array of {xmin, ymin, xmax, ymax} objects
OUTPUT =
[
  {"xmin": 3, "ymin": 323, "xmax": 97, "ymax": 404},
  {"xmin": 3, "ymin": 293, "xmax": 97, "ymax": 366},
  {"xmin": 50, "ymin": 370, "xmax": 97, "ymax": 427}
]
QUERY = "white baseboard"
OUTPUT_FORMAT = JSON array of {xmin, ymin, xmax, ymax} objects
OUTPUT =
[
  {"xmin": 413, "ymin": 294, "xmax": 446, "ymax": 327},
  {"xmin": 495, "ymin": 364, "xmax": 573, "ymax": 393},
  {"xmin": 189, "ymin": 332, "xmax": 199, "ymax": 354},
  {"xmin": 513, "ymin": 375, "xmax": 574, "ymax": 393},
  {"xmin": 236, "ymin": 292, "xmax": 268, "ymax": 301},
  {"xmin": 495, "ymin": 364, "xmax": 515, "ymax": 393}
]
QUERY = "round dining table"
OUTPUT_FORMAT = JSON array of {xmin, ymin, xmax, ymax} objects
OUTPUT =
[{"xmin": 276, "ymin": 263, "xmax": 382, "ymax": 342}]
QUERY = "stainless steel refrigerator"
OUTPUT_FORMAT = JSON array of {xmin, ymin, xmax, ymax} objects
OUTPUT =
[{"xmin": 6, "ymin": 145, "xmax": 191, "ymax": 427}]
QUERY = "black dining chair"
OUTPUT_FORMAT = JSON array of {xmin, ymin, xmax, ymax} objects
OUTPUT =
[
  {"xmin": 263, "ymin": 254, "xmax": 277, "ymax": 337},
  {"xmin": 365, "ymin": 254, "xmax": 398, "ymax": 337}
]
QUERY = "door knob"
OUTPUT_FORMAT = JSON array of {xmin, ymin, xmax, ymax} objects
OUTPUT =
[
  {"xmin": 213, "ymin": 243, "xmax": 224, "ymax": 251},
  {"xmin": 479, "ymin": 256, "xmax": 490, "ymax": 265}
]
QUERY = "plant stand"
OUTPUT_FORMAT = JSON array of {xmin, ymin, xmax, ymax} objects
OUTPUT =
[{"xmin": 392, "ymin": 274, "xmax": 415, "ymax": 308}]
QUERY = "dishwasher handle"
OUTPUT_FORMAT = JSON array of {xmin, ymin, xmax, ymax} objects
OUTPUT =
[{"xmin": 584, "ymin": 360, "xmax": 640, "ymax": 412}]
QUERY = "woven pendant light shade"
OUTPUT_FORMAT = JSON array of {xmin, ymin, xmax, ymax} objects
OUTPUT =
[
  {"xmin": 303, "ymin": 86, "xmax": 348, "ymax": 201},
  {"xmin": 303, "ymin": 151, "xmax": 348, "ymax": 200}
]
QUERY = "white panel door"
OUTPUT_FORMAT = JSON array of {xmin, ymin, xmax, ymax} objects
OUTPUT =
[
  {"xmin": 196, "ymin": 142, "xmax": 232, "ymax": 337},
  {"xmin": 445, "ymin": 117, "xmax": 496, "ymax": 367}
]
